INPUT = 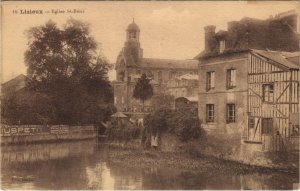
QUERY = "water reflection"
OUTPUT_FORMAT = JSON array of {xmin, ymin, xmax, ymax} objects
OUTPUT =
[{"xmin": 1, "ymin": 139, "xmax": 298, "ymax": 190}]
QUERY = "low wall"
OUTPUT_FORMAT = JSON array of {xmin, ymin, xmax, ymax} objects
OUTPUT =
[
  {"xmin": 1, "ymin": 125, "xmax": 97, "ymax": 145},
  {"xmin": 197, "ymin": 126, "xmax": 299, "ymax": 170}
]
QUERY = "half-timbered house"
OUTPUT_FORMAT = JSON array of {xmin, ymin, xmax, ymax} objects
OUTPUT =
[{"xmin": 246, "ymin": 50, "xmax": 299, "ymax": 152}]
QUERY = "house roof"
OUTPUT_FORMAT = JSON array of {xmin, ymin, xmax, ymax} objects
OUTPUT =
[
  {"xmin": 251, "ymin": 49, "xmax": 299, "ymax": 69},
  {"xmin": 138, "ymin": 58, "xmax": 198, "ymax": 70},
  {"xmin": 1, "ymin": 74, "xmax": 28, "ymax": 96},
  {"xmin": 2, "ymin": 74, "xmax": 27, "ymax": 86}
]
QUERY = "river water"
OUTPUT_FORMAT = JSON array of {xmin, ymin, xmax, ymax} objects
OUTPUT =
[{"xmin": 1, "ymin": 139, "xmax": 298, "ymax": 190}]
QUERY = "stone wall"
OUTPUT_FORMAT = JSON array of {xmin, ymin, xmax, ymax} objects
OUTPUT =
[
  {"xmin": 197, "ymin": 129, "xmax": 299, "ymax": 170},
  {"xmin": 1, "ymin": 125, "xmax": 97, "ymax": 145}
]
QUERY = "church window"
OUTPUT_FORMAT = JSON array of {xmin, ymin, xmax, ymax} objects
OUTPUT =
[
  {"xmin": 147, "ymin": 71, "xmax": 153, "ymax": 78},
  {"xmin": 158, "ymin": 71, "xmax": 162, "ymax": 82},
  {"xmin": 130, "ymin": 31, "xmax": 136, "ymax": 39}
]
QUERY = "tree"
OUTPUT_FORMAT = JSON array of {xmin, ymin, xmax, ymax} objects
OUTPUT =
[
  {"xmin": 133, "ymin": 73, "xmax": 153, "ymax": 112},
  {"xmin": 150, "ymin": 94, "xmax": 175, "ymax": 110},
  {"xmin": 23, "ymin": 19, "xmax": 114, "ymax": 125},
  {"xmin": 144, "ymin": 107, "xmax": 204, "ymax": 142},
  {"xmin": 1, "ymin": 89, "xmax": 56, "ymax": 125}
]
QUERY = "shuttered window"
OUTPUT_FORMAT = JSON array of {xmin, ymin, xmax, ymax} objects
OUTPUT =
[
  {"xmin": 227, "ymin": 69, "xmax": 236, "ymax": 89},
  {"xmin": 206, "ymin": 71, "xmax": 215, "ymax": 91}
]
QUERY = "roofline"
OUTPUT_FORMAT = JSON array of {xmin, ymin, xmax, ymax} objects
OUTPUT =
[
  {"xmin": 1, "ymin": 74, "xmax": 28, "ymax": 85},
  {"xmin": 198, "ymin": 49, "xmax": 250, "ymax": 60},
  {"xmin": 250, "ymin": 50, "xmax": 299, "ymax": 71}
]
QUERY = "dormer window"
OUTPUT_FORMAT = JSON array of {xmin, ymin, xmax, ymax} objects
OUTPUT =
[{"xmin": 219, "ymin": 40, "xmax": 226, "ymax": 53}]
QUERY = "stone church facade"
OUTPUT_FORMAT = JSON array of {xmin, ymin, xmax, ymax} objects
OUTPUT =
[{"xmin": 113, "ymin": 21, "xmax": 198, "ymax": 112}]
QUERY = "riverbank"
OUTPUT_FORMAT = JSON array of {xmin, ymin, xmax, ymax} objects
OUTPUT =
[{"xmin": 107, "ymin": 145, "xmax": 299, "ymax": 175}]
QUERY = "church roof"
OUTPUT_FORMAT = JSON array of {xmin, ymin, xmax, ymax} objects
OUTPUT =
[
  {"xmin": 127, "ymin": 21, "xmax": 140, "ymax": 31},
  {"xmin": 138, "ymin": 58, "xmax": 198, "ymax": 70}
]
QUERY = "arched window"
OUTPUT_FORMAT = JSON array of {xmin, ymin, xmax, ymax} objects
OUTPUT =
[
  {"xmin": 130, "ymin": 31, "xmax": 136, "ymax": 39},
  {"xmin": 158, "ymin": 71, "xmax": 162, "ymax": 82}
]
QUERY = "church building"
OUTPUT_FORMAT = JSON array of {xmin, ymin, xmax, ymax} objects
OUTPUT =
[{"xmin": 113, "ymin": 20, "xmax": 198, "ymax": 113}]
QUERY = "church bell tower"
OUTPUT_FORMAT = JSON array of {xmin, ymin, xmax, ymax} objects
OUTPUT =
[{"xmin": 124, "ymin": 19, "xmax": 143, "ymax": 61}]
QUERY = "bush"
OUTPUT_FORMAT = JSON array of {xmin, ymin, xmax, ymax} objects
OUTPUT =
[
  {"xmin": 144, "ymin": 108, "xmax": 203, "ymax": 142},
  {"xmin": 106, "ymin": 121, "xmax": 141, "ymax": 142}
]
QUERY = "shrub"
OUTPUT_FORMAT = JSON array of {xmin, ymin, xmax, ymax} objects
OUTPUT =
[
  {"xmin": 144, "ymin": 108, "xmax": 203, "ymax": 142},
  {"xmin": 105, "ymin": 121, "xmax": 141, "ymax": 142}
]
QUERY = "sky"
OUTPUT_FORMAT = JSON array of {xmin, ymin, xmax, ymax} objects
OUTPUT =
[{"xmin": 2, "ymin": 1, "xmax": 299, "ymax": 82}]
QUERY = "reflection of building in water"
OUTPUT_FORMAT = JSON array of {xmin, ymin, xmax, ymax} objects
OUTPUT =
[
  {"xmin": 85, "ymin": 163, "xmax": 115, "ymax": 189},
  {"xmin": 108, "ymin": 163, "xmax": 142, "ymax": 189},
  {"xmin": 113, "ymin": 20, "xmax": 198, "ymax": 113}
]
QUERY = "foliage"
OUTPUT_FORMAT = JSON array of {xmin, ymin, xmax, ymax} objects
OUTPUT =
[
  {"xmin": 150, "ymin": 94, "xmax": 175, "ymax": 110},
  {"xmin": 2, "ymin": 19, "xmax": 114, "ymax": 125},
  {"xmin": 133, "ymin": 73, "xmax": 153, "ymax": 111},
  {"xmin": 144, "ymin": 108, "xmax": 203, "ymax": 142},
  {"xmin": 106, "ymin": 121, "xmax": 141, "ymax": 141},
  {"xmin": 1, "ymin": 90, "xmax": 56, "ymax": 125}
]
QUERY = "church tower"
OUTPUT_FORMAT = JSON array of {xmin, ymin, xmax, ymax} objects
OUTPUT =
[{"xmin": 123, "ymin": 19, "xmax": 143, "ymax": 62}]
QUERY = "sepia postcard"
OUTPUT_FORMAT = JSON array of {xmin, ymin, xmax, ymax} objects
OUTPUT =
[{"xmin": 1, "ymin": 1, "xmax": 299, "ymax": 190}]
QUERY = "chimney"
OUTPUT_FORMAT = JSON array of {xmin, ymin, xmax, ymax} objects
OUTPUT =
[{"xmin": 204, "ymin": 25, "xmax": 217, "ymax": 52}]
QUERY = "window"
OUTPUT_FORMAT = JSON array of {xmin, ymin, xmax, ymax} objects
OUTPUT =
[
  {"xmin": 158, "ymin": 71, "xmax": 162, "ymax": 82},
  {"xmin": 227, "ymin": 69, "xmax": 236, "ymax": 89},
  {"xmin": 206, "ymin": 104, "xmax": 214, "ymax": 122},
  {"xmin": 206, "ymin": 71, "xmax": 215, "ymax": 91},
  {"xmin": 263, "ymin": 84, "xmax": 274, "ymax": 102},
  {"xmin": 292, "ymin": 125, "xmax": 299, "ymax": 136},
  {"xmin": 136, "ymin": 70, "xmax": 141, "ymax": 75},
  {"xmin": 248, "ymin": 116, "xmax": 255, "ymax": 129},
  {"xmin": 130, "ymin": 31, "xmax": 136, "ymax": 39},
  {"xmin": 147, "ymin": 71, "xmax": 153, "ymax": 79},
  {"xmin": 220, "ymin": 40, "xmax": 226, "ymax": 53},
  {"xmin": 227, "ymin": 104, "xmax": 235, "ymax": 123},
  {"xmin": 169, "ymin": 71, "xmax": 173, "ymax": 79},
  {"xmin": 121, "ymin": 96, "xmax": 124, "ymax": 104},
  {"xmin": 262, "ymin": 118, "xmax": 273, "ymax": 135}
]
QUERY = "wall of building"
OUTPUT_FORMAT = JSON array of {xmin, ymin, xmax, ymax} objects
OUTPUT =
[
  {"xmin": 197, "ymin": 51, "xmax": 299, "ymax": 169},
  {"xmin": 114, "ymin": 65, "xmax": 198, "ymax": 112},
  {"xmin": 198, "ymin": 52, "xmax": 248, "ymax": 130}
]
